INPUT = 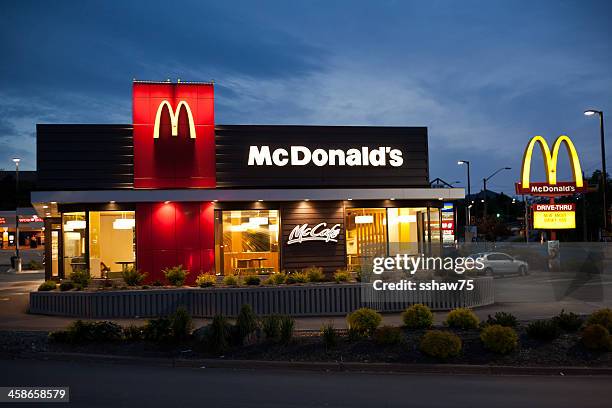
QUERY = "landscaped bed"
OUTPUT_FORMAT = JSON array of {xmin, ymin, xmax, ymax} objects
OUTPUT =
[{"xmin": 3, "ymin": 307, "xmax": 612, "ymax": 368}]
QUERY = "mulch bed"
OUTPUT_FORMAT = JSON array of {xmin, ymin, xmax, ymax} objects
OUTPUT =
[{"xmin": 1, "ymin": 326, "xmax": 610, "ymax": 367}]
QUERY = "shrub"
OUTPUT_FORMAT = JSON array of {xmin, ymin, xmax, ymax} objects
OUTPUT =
[
  {"xmin": 122, "ymin": 266, "xmax": 147, "ymax": 286},
  {"xmin": 152, "ymin": 279, "xmax": 163, "ymax": 286},
  {"xmin": 235, "ymin": 304, "xmax": 258, "ymax": 344},
  {"xmin": 268, "ymin": 272, "xmax": 286, "ymax": 285},
  {"xmin": 445, "ymin": 308, "xmax": 479, "ymax": 330},
  {"xmin": 333, "ymin": 269, "xmax": 351, "ymax": 283},
  {"xmin": 243, "ymin": 275, "xmax": 261, "ymax": 286},
  {"xmin": 27, "ymin": 260, "xmax": 43, "ymax": 270},
  {"xmin": 195, "ymin": 273, "xmax": 216, "ymax": 288},
  {"xmin": 49, "ymin": 320, "xmax": 123, "ymax": 343},
  {"xmin": 320, "ymin": 323, "xmax": 338, "ymax": 349},
  {"xmin": 480, "ymin": 324, "xmax": 518, "ymax": 354},
  {"xmin": 373, "ymin": 326, "xmax": 403, "ymax": 346},
  {"xmin": 286, "ymin": 271, "xmax": 308, "ymax": 284},
  {"xmin": 38, "ymin": 280, "xmax": 57, "ymax": 291},
  {"xmin": 304, "ymin": 266, "xmax": 325, "ymax": 282},
  {"xmin": 419, "ymin": 330, "xmax": 462, "ymax": 359},
  {"xmin": 261, "ymin": 315, "xmax": 281, "ymax": 341},
  {"xmin": 59, "ymin": 281, "xmax": 74, "ymax": 291},
  {"xmin": 69, "ymin": 270, "xmax": 90, "ymax": 287},
  {"xmin": 171, "ymin": 307, "xmax": 193, "ymax": 342},
  {"xmin": 207, "ymin": 315, "xmax": 233, "ymax": 353},
  {"xmin": 123, "ymin": 325, "xmax": 143, "ymax": 341},
  {"xmin": 586, "ymin": 308, "xmax": 612, "ymax": 331},
  {"xmin": 526, "ymin": 320, "xmax": 560, "ymax": 341},
  {"xmin": 347, "ymin": 308, "xmax": 382, "ymax": 337},
  {"xmin": 163, "ymin": 265, "xmax": 189, "ymax": 286},
  {"xmin": 279, "ymin": 315, "xmax": 295, "ymax": 344},
  {"xmin": 581, "ymin": 324, "xmax": 612, "ymax": 351},
  {"xmin": 402, "ymin": 304, "xmax": 433, "ymax": 329},
  {"xmin": 553, "ymin": 309, "xmax": 583, "ymax": 332},
  {"xmin": 223, "ymin": 275, "xmax": 240, "ymax": 286},
  {"xmin": 485, "ymin": 311, "xmax": 517, "ymax": 328},
  {"xmin": 142, "ymin": 317, "xmax": 173, "ymax": 343}
]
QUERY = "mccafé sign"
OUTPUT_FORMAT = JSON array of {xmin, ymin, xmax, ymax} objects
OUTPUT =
[
  {"xmin": 515, "ymin": 135, "xmax": 587, "ymax": 196},
  {"xmin": 287, "ymin": 223, "xmax": 342, "ymax": 245},
  {"xmin": 248, "ymin": 146, "xmax": 404, "ymax": 167}
]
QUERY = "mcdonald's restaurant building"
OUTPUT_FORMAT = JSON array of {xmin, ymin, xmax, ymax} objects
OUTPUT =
[{"xmin": 32, "ymin": 81, "xmax": 464, "ymax": 284}]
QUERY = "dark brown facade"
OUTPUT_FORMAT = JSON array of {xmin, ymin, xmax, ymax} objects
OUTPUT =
[{"xmin": 280, "ymin": 201, "xmax": 346, "ymax": 273}]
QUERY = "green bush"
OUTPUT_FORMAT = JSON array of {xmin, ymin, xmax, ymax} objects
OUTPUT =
[
  {"xmin": 333, "ymin": 269, "xmax": 351, "ymax": 283},
  {"xmin": 485, "ymin": 311, "xmax": 517, "ymax": 328},
  {"xmin": 223, "ymin": 275, "xmax": 240, "ymax": 286},
  {"xmin": 152, "ymin": 279, "xmax": 163, "ymax": 286},
  {"xmin": 286, "ymin": 271, "xmax": 308, "ymax": 284},
  {"xmin": 38, "ymin": 280, "xmax": 57, "ymax": 291},
  {"xmin": 581, "ymin": 324, "xmax": 612, "ymax": 351},
  {"xmin": 163, "ymin": 265, "xmax": 189, "ymax": 286},
  {"xmin": 207, "ymin": 315, "xmax": 233, "ymax": 353},
  {"xmin": 195, "ymin": 273, "xmax": 216, "ymax": 288},
  {"xmin": 243, "ymin": 275, "xmax": 261, "ymax": 286},
  {"xmin": 261, "ymin": 315, "xmax": 282, "ymax": 341},
  {"xmin": 27, "ymin": 260, "xmax": 43, "ymax": 270},
  {"xmin": 49, "ymin": 320, "xmax": 123, "ymax": 343},
  {"xmin": 304, "ymin": 266, "xmax": 325, "ymax": 282},
  {"xmin": 445, "ymin": 308, "xmax": 479, "ymax": 330},
  {"xmin": 142, "ymin": 317, "xmax": 173, "ymax": 343},
  {"xmin": 553, "ymin": 309, "xmax": 583, "ymax": 332},
  {"xmin": 586, "ymin": 308, "xmax": 612, "ymax": 331},
  {"xmin": 69, "ymin": 270, "xmax": 90, "ymax": 287},
  {"xmin": 171, "ymin": 307, "xmax": 193, "ymax": 342},
  {"xmin": 235, "ymin": 304, "xmax": 258, "ymax": 344},
  {"xmin": 279, "ymin": 315, "xmax": 295, "ymax": 344},
  {"xmin": 268, "ymin": 272, "xmax": 286, "ymax": 285},
  {"xmin": 480, "ymin": 324, "xmax": 518, "ymax": 354},
  {"xmin": 320, "ymin": 323, "xmax": 338, "ymax": 349},
  {"xmin": 373, "ymin": 326, "xmax": 403, "ymax": 346},
  {"xmin": 347, "ymin": 308, "xmax": 382, "ymax": 337},
  {"xmin": 122, "ymin": 266, "xmax": 147, "ymax": 286},
  {"xmin": 526, "ymin": 319, "xmax": 560, "ymax": 341},
  {"xmin": 123, "ymin": 325, "xmax": 143, "ymax": 341},
  {"xmin": 59, "ymin": 281, "xmax": 74, "ymax": 291},
  {"xmin": 402, "ymin": 304, "xmax": 433, "ymax": 329},
  {"xmin": 419, "ymin": 330, "xmax": 462, "ymax": 359}
]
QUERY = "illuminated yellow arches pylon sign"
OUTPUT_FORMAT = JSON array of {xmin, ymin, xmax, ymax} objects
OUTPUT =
[
  {"xmin": 153, "ymin": 100, "xmax": 197, "ymax": 139},
  {"xmin": 515, "ymin": 135, "xmax": 586, "ymax": 196}
]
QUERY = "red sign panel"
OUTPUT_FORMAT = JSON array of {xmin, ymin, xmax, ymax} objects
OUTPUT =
[
  {"xmin": 133, "ymin": 82, "xmax": 216, "ymax": 188},
  {"xmin": 515, "ymin": 182, "xmax": 587, "ymax": 196}
]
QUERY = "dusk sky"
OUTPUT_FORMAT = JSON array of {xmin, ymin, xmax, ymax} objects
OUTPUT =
[{"xmin": 1, "ymin": 0, "xmax": 611, "ymax": 195}]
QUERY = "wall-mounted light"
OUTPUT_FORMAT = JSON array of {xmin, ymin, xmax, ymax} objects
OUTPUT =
[{"xmin": 65, "ymin": 220, "xmax": 86, "ymax": 230}]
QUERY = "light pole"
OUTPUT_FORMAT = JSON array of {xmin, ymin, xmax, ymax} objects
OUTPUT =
[
  {"xmin": 584, "ymin": 109, "xmax": 608, "ymax": 233},
  {"xmin": 483, "ymin": 167, "xmax": 511, "ymax": 219},
  {"xmin": 458, "ymin": 160, "xmax": 472, "ymax": 233},
  {"xmin": 12, "ymin": 157, "xmax": 21, "ymax": 272}
]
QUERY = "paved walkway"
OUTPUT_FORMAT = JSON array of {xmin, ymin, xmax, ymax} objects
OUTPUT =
[{"xmin": 1, "ymin": 269, "xmax": 611, "ymax": 331}]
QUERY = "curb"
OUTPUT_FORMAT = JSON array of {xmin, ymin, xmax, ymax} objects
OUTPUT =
[{"xmin": 14, "ymin": 352, "xmax": 612, "ymax": 377}]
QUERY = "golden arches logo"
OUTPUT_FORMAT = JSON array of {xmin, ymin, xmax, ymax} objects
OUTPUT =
[
  {"xmin": 520, "ymin": 135, "xmax": 583, "ymax": 190},
  {"xmin": 153, "ymin": 100, "xmax": 196, "ymax": 139}
]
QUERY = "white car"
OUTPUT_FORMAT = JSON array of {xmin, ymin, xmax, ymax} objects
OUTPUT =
[{"xmin": 470, "ymin": 252, "xmax": 529, "ymax": 276}]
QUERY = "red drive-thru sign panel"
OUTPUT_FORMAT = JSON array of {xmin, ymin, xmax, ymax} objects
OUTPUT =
[{"xmin": 133, "ymin": 82, "xmax": 215, "ymax": 188}]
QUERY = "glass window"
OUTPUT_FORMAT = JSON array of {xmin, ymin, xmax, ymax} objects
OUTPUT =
[
  {"xmin": 62, "ymin": 212, "xmax": 87, "ymax": 276},
  {"xmin": 215, "ymin": 210, "xmax": 279, "ymax": 275},
  {"xmin": 345, "ymin": 208, "xmax": 387, "ymax": 270},
  {"xmin": 387, "ymin": 207, "xmax": 426, "ymax": 256},
  {"xmin": 89, "ymin": 211, "xmax": 135, "ymax": 278}
]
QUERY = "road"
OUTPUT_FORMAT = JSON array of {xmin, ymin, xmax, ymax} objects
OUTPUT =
[{"xmin": 0, "ymin": 358, "xmax": 609, "ymax": 408}]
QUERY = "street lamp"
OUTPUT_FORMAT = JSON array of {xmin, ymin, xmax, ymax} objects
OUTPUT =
[
  {"xmin": 584, "ymin": 109, "xmax": 608, "ymax": 232},
  {"xmin": 12, "ymin": 158, "xmax": 21, "ymax": 272},
  {"xmin": 483, "ymin": 167, "xmax": 511, "ymax": 219},
  {"xmin": 458, "ymin": 160, "xmax": 472, "ymax": 232}
]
